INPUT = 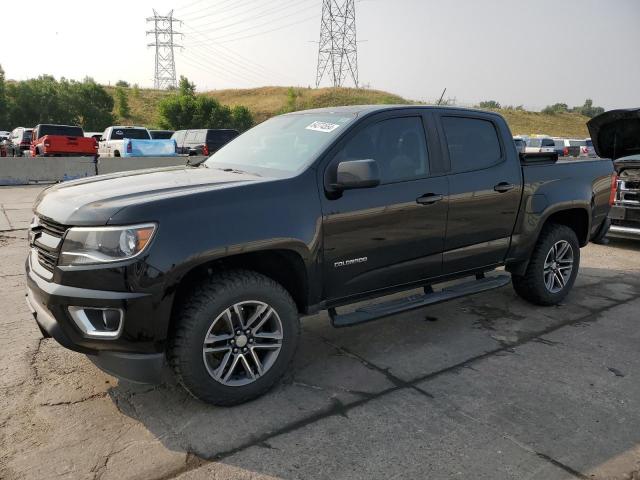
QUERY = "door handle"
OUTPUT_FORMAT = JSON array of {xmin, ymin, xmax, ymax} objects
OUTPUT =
[
  {"xmin": 494, "ymin": 182, "xmax": 515, "ymax": 193},
  {"xmin": 416, "ymin": 193, "xmax": 444, "ymax": 205}
]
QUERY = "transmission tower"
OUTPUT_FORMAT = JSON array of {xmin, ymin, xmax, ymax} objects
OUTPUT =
[
  {"xmin": 315, "ymin": 0, "xmax": 358, "ymax": 88},
  {"xmin": 146, "ymin": 10, "xmax": 182, "ymax": 90}
]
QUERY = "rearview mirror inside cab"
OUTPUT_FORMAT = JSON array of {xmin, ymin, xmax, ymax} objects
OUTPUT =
[{"xmin": 333, "ymin": 159, "xmax": 380, "ymax": 191}]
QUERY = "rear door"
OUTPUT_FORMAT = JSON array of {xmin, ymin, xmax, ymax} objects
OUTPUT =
[
  {"xmin": 321, "ymin": 110, "xmax": 449, "ymax": 301},
  {"xmin": 437, "ymin": 112, "xmax": 522, "ymax": 274}
]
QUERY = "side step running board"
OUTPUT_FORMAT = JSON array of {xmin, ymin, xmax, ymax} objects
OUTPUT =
[{"xmin": 329, "ymin": 274, "xmax": 510, "ymax": 328}]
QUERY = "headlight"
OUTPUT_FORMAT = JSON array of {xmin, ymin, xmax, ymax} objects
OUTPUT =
[{"xmin": 59, "ymin": 223, "xmax": 156, "ymax": 266}]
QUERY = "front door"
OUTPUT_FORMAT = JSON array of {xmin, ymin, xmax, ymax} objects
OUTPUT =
[
  {"xmin": 321, "ymin": 113, "xmax": 449, "ymax": 302},
  {"xmin": 437, "ymin": 112, "xmax": 523, "ymax": 274}
]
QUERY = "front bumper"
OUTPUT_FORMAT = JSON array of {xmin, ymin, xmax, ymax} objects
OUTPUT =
[
  {"xmin": 608, "ymin": 205, "xmax": 640, "ymax": 239},
  {"xmin": 26, "ymin": 255, "xmax": 168, "ymax": 383}
]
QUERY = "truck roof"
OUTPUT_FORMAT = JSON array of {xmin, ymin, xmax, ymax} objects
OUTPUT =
[{"xmin": 288, "ymin": 104, "xmax": 500, "ymax": 117}]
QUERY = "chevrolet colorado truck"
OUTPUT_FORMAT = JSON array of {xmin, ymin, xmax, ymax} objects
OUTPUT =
[
  {"xmin": 26, "ymin": 106, "xmax": 615, "ymax": 405},
  {"xmin": 587, "ymin": 108, "xmax": 640, "ymax": 239}
]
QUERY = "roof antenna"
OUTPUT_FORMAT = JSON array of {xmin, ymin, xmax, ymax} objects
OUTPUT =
[{"xmin": 437, "ymin": 88, "xmax": 447, "ymax": 106}]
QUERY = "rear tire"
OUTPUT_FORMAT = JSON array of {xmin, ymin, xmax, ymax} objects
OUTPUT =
[
  {"xmin": 512, "ymin": 224, "xmax": 580, "ymax": 306},
  {"xmin": 169, "ymin": 270, "xmax": 300, "ymax": 406}
]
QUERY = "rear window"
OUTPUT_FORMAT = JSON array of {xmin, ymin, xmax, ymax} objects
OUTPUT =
[
  {"xmin": 541, "ymin": 138, "xmax": 555, "ymax": 147},
  {"xmin": 586, "ymin": 139, "xmax": 593, "ymax": 147},
  {"xmin": 111, "ymin": 128, "xmax": 150, "ymax": 140},
  {"xmin": 442, "ymin": 116, "xmax": 502, "ymax": 172},
  {"xmin": 569, "ymin": 140, "xmax": 586, "ymax": 147},
  {"xmin": 186, "ymin": 130, "xmax": 205, "ymax": 143},
  {"xmin": 528, "ymin": 138, "xmax": 542, "ymax": 147},
  {"xmin": 39, "ymin": 125, "xmax": 84, "ymax": 137},
  {"xmin": 150, "ymin": 130, "xmax": 174, "ymax": 139},
  {"xmin": 554, "ymin": 139, "xmax": 565, "ymax": 148},
  {"xmin": 23, "ymin": 131, "xmax": 32, "ymax": 141},
  {"xmin": 207, "ymin": 130, "xmax": 239, "ymax": 143}
]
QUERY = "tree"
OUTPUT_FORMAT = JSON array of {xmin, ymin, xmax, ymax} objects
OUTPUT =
[
  {"xmin": 0, "ymin": 64, "xmax": 8, "ymax": 129},
  {"xmin": 573, "ymin": 99, "xmax": 604, "ymax": 118},
  {"xmin": 115, "ymin": 86, "xmax": 131, "ymax": 120},
  {"xmin": 158, "ymin": 76, "xmax": 253, "ymax": 131},
  {"xmin": 115, "ymin": 80, "xmax": 130, "ymax": 88},
  {"xmin": 231, "ymin": 106, "xmax": 253, "ymax": 132},
  {"xmin": 178, "ymin": 76, "xmax": 196, "ymax": 97},
  {"xmin": 542, "ymin": 103, "xmax": 569, "ymax": 115},
  {"xmin": 478, "ymin": 100, "xmax": 501, "ymax": 109},
  {"xmin": 3, "ymin": 75, "xmax": 113, "ymax": 130}
]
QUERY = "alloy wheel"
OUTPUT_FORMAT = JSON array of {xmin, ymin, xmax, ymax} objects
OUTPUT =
[
  {"xmin": 543, "ymin": 240, "xmax": 574, "ymax": 294},
  {"xmin": 202, "ymin": 301, "xmax": 283, "ymax": 386}
]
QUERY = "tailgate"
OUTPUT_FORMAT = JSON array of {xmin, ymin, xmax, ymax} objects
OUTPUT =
[
  {"xmin": 46, "ymin": 136, "xmax": 96, "ymax": 154},
  {"xmin": 123, "ymin": 139, "xmax": 177, "ymax": 157}
]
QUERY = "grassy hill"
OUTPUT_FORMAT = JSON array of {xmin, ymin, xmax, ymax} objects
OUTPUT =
[{"xmin": 106, "ymin": 85, "xmax": 590, "ymax": 138}]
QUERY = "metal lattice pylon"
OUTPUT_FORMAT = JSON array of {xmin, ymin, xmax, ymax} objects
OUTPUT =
[
  {"xmin": 146, "ymin": 10, "xmax": 182, "ymax": 90},
  {"xmin": 315, "ymin": 0, "xmax": 358, "ymax": 88}
]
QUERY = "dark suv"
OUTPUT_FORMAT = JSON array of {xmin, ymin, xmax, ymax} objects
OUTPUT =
[
  {"xmin": 172, "ymin": 129, "xmax": 239, "ymax": 156},
  {"xmin": 7, "ymin": 127, "xmax": 33, "ymax": 157}
]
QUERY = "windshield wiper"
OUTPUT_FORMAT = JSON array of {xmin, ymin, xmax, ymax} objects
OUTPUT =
[
  {"xmin": 187, "ymin": 157, "xmax": 209, "ymax": 167},
  {"xmin": 214, "ymin": 167, "xmax": 261, "ymax": 177}
]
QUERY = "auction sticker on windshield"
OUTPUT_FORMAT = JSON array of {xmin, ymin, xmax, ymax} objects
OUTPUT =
[{"xmin": 306, "ymin": 121, "xmax": 341, "ymax": 133}]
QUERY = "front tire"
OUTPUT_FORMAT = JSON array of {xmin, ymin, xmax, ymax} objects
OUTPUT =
[
  {"xmin": 169, "ymin": 270, "xmax": 300, "ymax": 406},
  {"xmin": 512, "ymin": 224, "xmax": 580, "ymax": 305}
]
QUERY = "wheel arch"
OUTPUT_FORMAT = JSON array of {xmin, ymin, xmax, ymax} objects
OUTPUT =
[
  {"xmin": 168, "ymin": 249, "xmax": 310, "ymax": 332},
  {"xmin": 507, "ymin": 206, "xmax": 590, "ymax": 275}
]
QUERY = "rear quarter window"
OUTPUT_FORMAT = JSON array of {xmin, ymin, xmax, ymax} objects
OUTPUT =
[{"xmin": 442, "ymin": 116, "xmax": 502, "ymax": 172}]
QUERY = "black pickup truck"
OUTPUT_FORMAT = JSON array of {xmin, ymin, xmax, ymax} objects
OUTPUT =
[{"xmin": 26, "ymin": 106, "xmax": 614, "ymax": 405}]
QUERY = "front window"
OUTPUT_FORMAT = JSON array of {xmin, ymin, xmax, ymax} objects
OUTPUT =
[{"xmin": 205, "ymin": 113, "xmax": 355, "ymax": 176}]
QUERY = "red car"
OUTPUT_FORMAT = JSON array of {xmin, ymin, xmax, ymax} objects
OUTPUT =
[{"xmin": 31, "ymin": 124, "xmax": 97, "ymax": 157}]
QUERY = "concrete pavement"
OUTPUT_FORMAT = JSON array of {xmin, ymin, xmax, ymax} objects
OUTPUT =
[{"xmin": 1, "ymin": 185, "xmax": 639, "ymax": 480}]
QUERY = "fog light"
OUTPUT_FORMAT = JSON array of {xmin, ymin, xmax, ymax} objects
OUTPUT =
[{"xmin": 68, "ymin": 307, "xmax": 124, "ymax": 339}]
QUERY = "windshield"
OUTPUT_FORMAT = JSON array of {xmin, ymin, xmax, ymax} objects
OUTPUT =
[{"xmin": 204, "ymin": 113, "xmax": 356, "ymax": 176}]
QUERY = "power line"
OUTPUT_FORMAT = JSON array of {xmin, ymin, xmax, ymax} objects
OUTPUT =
[
  {"xmin": 187, "ymin": 4, "xmax": 318, "ymax": 42},
  {"xmin": 181, "ymin": 23, "xmax": 298, "ymax": 83},
  {"xmin": 146, "ymin": 10, "xmax": 182, "ymax": 89},
  {"xmin": 316, "ymin": 0, "xmax": 358, "ymax": 88},
  {"xmin": 180, "ymin": 0, "xmax": 260, "ymax": 22}
]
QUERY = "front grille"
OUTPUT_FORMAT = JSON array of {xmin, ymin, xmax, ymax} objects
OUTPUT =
[{"xmin": 31, "ymin": 217, "xmax": 67, "ymax": 272}]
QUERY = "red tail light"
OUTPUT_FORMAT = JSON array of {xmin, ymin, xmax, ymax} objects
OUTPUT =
[
  {"xmin": 126, "ymin": 141, "xmax": 132, "ymax": 153},
  {"xmin": 609, "ymin": 174, "xmax": 618, "ymax": 206},
  {"xmin": 202, "ymin": 145, "xmax": 209, "ymax": 156},
  {"xmin": 563, "ymin": 147, "xmax": 569, "ymax": 156}
]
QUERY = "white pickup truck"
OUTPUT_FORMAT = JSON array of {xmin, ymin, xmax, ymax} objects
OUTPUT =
[{"xmin": 98, "ymin": 126, "xmax": 176, "ymax": 157}]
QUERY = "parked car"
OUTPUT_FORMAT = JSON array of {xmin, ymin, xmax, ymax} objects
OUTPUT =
[
  {"xmin": 525, "ymin": 136, "xmax": 555, "ymax": 153},
  {"xmin": 172, "ymin": 128, "xmax": 239, "ymax": 156},
  {"xmin": 26, "ymin": 105, "xmax": 614, "ymax": 405},
  {"xmin": 6, "ymin": 127, "xmax": 32, "ymax": 157},
  {"xmin": 552, "ymin": 138, "xmax": 581, "ymax": 158},
  {"xmin": 513, "ymin": 136, "xmax": 526, "ymax": 154},
  {"xmin": 30, "ymin": 124, "xmax": 97, "ymax": 157},
  {"xmin": 84, "ymin": 132, "xmax": 103, "ymax": 143},
  {"xmin": 587, "ymin": 108, "xmax": 640, "ymax": 240},
  {"xmin": 149, "ymin": 129, "xmax": 175, "ymax": 140},
  {"xmin": 98, "ymin": 126, "xmax": 176, "ymax": 157},
  {"xmin": 585, "ymin": 138, "xmax": 597, "ymax": 158}
]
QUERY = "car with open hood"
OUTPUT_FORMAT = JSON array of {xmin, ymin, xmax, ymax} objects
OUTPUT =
[{"xmin": 588, "ymin": 108, "xmax": 640, "ymax": 239}]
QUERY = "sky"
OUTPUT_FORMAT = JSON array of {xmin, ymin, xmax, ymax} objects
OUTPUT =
[{"xmin": 1, "ymin": 0, "xmax": 639, "ymax": 111}]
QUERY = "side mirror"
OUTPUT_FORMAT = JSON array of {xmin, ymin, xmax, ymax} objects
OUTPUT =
[{"xmin": 333, "ymin": 159, "xmax": 380, "ymax": 190}]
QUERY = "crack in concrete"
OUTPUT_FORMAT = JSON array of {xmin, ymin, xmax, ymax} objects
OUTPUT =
[
  {"xmin": 150, "ymin": 285, "xmax": 636, "ymax": 480},
  {"xmin": 38, "ymin": 392, "xmax": 108, "ymax": 407}
]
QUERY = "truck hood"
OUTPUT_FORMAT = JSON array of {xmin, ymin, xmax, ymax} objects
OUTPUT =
[
  {"xmin": 587, "ymin": 108, "xmax": 640, "ymax": 160},
  {"xmin": 34, "ymin": 165, "xmax": 265, "ymax": 225}
]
